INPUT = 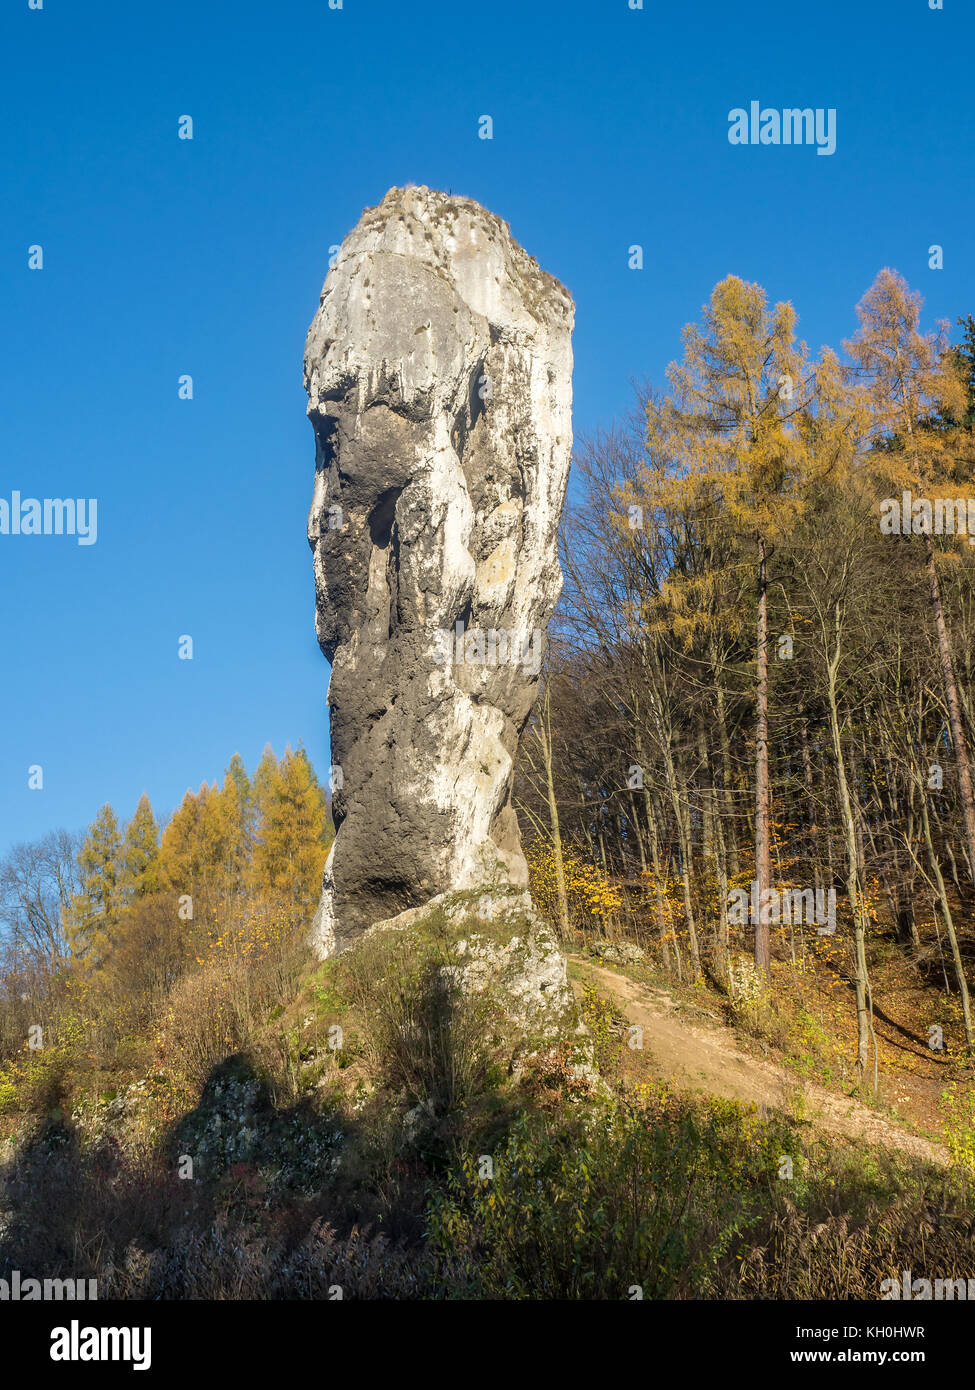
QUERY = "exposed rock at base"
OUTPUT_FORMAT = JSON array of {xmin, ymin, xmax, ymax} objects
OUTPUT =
[
  {"xmin": 355, "ymin": 886, "xmax": 599, "ymax": 1107},
  {"xmin": 366, "ymin": 886, "xmax": 575, "ymax": 1028},
  {"xmin": 304, "ymin": 185, "xmax": 574, "ymax": 956},
  {"xmin": 589, "ymin": 940, "xmax": 646, "ymax": 966}
]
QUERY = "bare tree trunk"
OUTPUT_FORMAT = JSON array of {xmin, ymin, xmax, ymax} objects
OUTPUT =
[
  {"xmin": 537, "ymin": 688, "xmax": 570, "ymax": 941},
  {"xmin": 754, "ymin": 536, "xmax": 772, "ymax": 976},
  {"xmin": 926, "ymin": 524, "xmax": 975, "ymax": 889},
  {"xmin": 825, "ymin": 611, "xmax": 872, "ymax": 1082},
  {"xmin": 799, "ymin": 720, "xmax": 821, "ymax": 891},
  {"xmin": 921, "ymin": 793, "xmax": 973, "ymax": 1049},
  {"xmin": 646, "ymin": 664, "xmax": 701, "ymax": 978},
  {"xmin": 712, "ymin": 658, "xmax": 740, "ymax": 876},
  {"xmin": 629, "ymin": 789, "xmax": 648, "ymax": 878},
  {"xmin": 714, "ymin": 802, "xmax": 731, "ymax": 990},
  {"xmin": 697, "ymin": 724, "xmax": 715, "ymax": 866},
  {"xmin": 644, "ymin": 786, "xmax": 673, "ymax": 974}
]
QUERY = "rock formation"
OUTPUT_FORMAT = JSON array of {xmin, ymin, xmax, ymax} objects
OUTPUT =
[{"xmin": 304, "ymin": 185, "xmax": 574, "ymax": 957}]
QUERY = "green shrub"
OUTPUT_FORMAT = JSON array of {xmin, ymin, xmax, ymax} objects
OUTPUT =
[
  {"xmin": 0, "ymin": 1068, "xmax": 20, "ymax": 1115},
  {"xmin": 940, "ymin": 1076, "xmax": 975, "ymax": 1177},
  {"xmin": 427, "ymin": 1093, "xmax": 768, "ymax": 1298},
  {"xmin": 344, "ymin": 929, "xmax": 501, "ymax": 1118}
]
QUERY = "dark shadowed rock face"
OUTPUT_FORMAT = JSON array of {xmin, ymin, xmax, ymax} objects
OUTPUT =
[{"xmin": 304, "ymin": 185, "xmax": 574, "ymax": 957}]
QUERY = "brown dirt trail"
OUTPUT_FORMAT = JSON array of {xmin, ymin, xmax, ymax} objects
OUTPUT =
[{"xmin": 571, "ymin": 957, "xmax": 949, "ymax": 1167}]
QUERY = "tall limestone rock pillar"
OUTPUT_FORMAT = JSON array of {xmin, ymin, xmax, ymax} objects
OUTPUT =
[{"xmin": 304, "ymin": 186, "xmax": 574, "ymax": 957}]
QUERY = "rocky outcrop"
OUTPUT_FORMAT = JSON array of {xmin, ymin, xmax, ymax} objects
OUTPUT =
[
  {"xmin": 589, "ymin": 940, "xmax": 646, "ymax": 966},
  {"xmin": 304, "ymin": 185, "xmax": 574, "ymax": 956},
  {"xmin": 367, "ymin": 886, "xmax": 576, "ymax": 1027},
  {"xmin": 356, "ymin": 885, "xmax": 599, "ymax": 1115}
]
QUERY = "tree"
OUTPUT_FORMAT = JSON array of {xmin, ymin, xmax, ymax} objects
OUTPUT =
[
  {"xmin": 646, "ymin": 276, "xmax": 812, "ymax": 976},
  {"xmin": 953, "ymin": 313, "xmax": 975, "ymax": 429},
  {"xmin": 250, "ymin": 746, "xmax": 329, "ymax": 909},
  {"xmin": 0, "ymin": 831, "xmax": 79, "ymax": 975},
  {"xmin": 158, "ymin": 782, "xmax": 233, "ymax": 923},
  {"xmin": 846, "ymin": 270, "xmax": 975, "ymax": 892},
  {"xmin": 251, "ymin": 744, "xmax": 279, "ymax": 816},
  {"xmin": 123, "ymin": 792, "xmax": 161, "ymax": 899},
  {"xmin": 522, "ymin": 682, "xmax": 571, "ymax": 940},
  {"xmin": 68, "ymin": 805, "xmax": 125, "ymax": 967},
  {"xmin": 792, "ymin": 491, "xmax": 881, "ymax": 1081},
  {"xmin": 222, "ymin": 753, "xmax": 254, "ymax": 899}
]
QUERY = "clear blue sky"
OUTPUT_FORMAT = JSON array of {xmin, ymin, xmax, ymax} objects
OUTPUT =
[{"xmin": 1, "ymin": 0, "xmax": 972, "ymax": 851}]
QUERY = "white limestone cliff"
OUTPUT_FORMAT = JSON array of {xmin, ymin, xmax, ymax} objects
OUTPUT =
[{"xmin": 304, "ymin": 186, "xmax": 574, "ymax": 955}]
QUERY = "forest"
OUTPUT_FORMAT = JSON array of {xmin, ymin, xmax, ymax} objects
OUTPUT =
[{"xmin": 518, "ymin": 268, "xmax": 975, "ymax": 1086}]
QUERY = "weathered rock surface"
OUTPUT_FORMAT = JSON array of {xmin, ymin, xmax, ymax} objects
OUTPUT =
[
  {"xmin": 589, "ymin": 940, "xmax": 646, "ymax": 966},
  {"xmin": 357, "ymin": 886, "xmax": 600, "ymax": 1111},
  {"xmin": 304, "ymin": 185, "xmax": 574, "ymax": 955},
  {"xmin": 367, "ymin": 886, "xmax": 576, "ymax": 1025}
]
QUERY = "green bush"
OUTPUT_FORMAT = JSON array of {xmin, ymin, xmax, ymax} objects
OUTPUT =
[
  {"xmin": 343, "ymin": 928, "xmax": 503, "ymax": 1119},
  {"xmin": 427, "ymin": 1093, "xmax": 772, "ymax": 1298},
  {"xmin": 0, "ymin": 1068, "xmax": 20, "ymax": 1115}
]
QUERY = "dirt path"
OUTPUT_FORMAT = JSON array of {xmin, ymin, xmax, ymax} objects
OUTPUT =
[{"xmin": 571, "ymin": 957, "xmax": 949, "ymax": 1167}]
